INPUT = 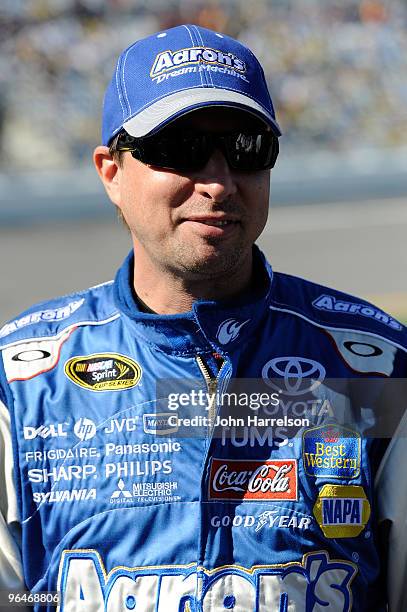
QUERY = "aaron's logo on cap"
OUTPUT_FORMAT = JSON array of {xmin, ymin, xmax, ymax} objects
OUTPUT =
[
  {"xmin": 65, "ymin": 353, "xmax": 142, "ymax": 392},
  {"xmin": 150, "ymin": 47, "xmax": 246, "ymax": 79}
]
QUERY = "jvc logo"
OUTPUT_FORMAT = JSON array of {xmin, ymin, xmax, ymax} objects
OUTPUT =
[
  {"xmin": 24, "ymin": 423, "xmax": 67, "ymax": 440},
  {"xmin": 104, "ymin": 417, "xmax": 139, "ymax": 434}
]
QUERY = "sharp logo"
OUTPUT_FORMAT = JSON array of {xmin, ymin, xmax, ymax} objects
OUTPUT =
[
  {"xmin": 24, "ymin": 423, "xmax": 68, "ymax": 440},
  {"xmin": 150, "ymin": 46, "xmax": 246, "ymax": 79},
  {"xmin": 216, "ymin": 318, "xmax": 250, "ymax": 345},
  {"xmin": 262, "ymin": 357, "xmax": 326, "ymax": 396},
  {"xmin": 57, "ymin": 550, "xmax": 357, "ymax": 611}
]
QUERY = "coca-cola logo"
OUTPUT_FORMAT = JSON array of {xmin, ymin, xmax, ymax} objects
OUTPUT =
[{"xmin": 208, "ymin": 459, "xmax": 298, "ymax": 501}]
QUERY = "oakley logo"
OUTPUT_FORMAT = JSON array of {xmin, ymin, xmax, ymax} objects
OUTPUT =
[
  {"xmin": 343, "ymin": 341, "xmax": 383, "ymax": 357},
  {"xmin": 216, "ymin": 318, "xmax": 250, "ymax": 345},
  {"xmin": 12, "ymin": 350, "xmax": 51, "ymax": 362},
  {"xmin": 262, "ymin": 357, "xmax": 326, "ymax": 396}
]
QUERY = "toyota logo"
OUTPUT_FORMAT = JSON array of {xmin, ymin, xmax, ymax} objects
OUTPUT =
[{"xmin": 262, "ymin": 357, "xmax": 326, "ymax": 396}]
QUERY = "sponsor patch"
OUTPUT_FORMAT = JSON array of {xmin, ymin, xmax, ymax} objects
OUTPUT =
[
  {"xmin": 262, "ymin": 356, "xmax": 326, "ymax": 396},
  {"xmin": 210, "ymin": 510, "xmax": 312, "ymax": 531},
  {"xmin": 64, "ymin": 353, "xmax": 141, "ymax": 391},
  {"xmin": 143, "ymin": 413, "xmax": 178, "ymax": 435},
  {"xmin": 303, "ymin": 425, "xmax": 361, "ymax": 479},
  {"xmin": 313, "ymin": 484, "xmax": 371, "ymax": 538},
  {"xmin": 58, "ymin": 550, "xmax": 356, "ymax": 611},
  {"xmin": 33, "ymin": 488, "xmax": 96, "ymax": 505},
  {"xmin": 312, "ymin": 294, "xmax": 402, "ymax": 331},
  {"xmin": 110, "ymin": 479, "xmax": 180, "ymax": 505},
  {"xmin": 208, "ymin": 458, "xmax": 297, "ymax": 501},
  {"xmin": 0, "ymin": 299, "xmax": 84, "ymax": 339},
  {"xmin": 3, "ymin": 328, "xmax": 74, "ymax": 382},
  {"xmin": 325, "ymin": 329, "xmax": 397, "ymax": 375},
  {"xmin": 216, "ymin": 318, "xmax": 250, "ymax": 345},
  {"xmin": 150, "ymin": 46, "xmax": 246, "ymax": 79}
]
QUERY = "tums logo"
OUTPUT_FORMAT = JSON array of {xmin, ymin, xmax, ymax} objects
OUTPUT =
[
  {"xmin": 209, "ymin": 458, "xmax": 297, "ymax": 501},
  {"xmin": 262, "ymin": 356, "xmax": 325, "ymax": 396},
  {"xmin": 216, "ymin": 318, "xmax": 250, "ymax": 345}
]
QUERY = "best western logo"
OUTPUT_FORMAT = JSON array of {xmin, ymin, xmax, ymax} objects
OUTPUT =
[
  {"xmin": 302, "ymin": 425, "xmax": 361, "ymax": 479},
  {"xmin": 313, "ymin": 484, "xmax": 371, "ymax": 538},
  {"xmin": 150, "ymin": 46, "xmax": 246, "ymax": 78},
  {"xmin": 65, "ymin": 353, "xmax": 142, "ymax": 392}
]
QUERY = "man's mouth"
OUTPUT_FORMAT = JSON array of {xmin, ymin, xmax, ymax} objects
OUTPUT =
[{"xmin": 199, "ymin": 220, "xmax": 235, "ymax": 227}]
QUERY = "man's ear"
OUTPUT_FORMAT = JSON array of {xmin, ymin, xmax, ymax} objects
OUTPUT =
[{"xmin": 93, "ymin": 146, "xmax": 121, "ymax": 207}]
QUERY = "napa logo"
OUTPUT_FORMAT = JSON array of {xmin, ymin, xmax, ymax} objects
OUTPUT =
[
  {"xmin": 313, "ymin": 484, "xmax": 371, "ymax": 539},
  {"xmin": 57, "ymin": 549, "xmax": 357, "ymax": 611},
  {"xmin": 150, "ymin": 46, "xmax": 246, "ymax": 79}
]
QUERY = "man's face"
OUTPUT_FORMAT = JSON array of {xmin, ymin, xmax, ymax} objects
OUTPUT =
[{"xmin": 113, "ymin": 108, "xmax": 271, "ymax": 280}]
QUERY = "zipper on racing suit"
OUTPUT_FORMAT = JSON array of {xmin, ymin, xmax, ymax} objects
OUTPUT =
[{"xmin": 196, "ymin": 353, "xmax": 227, "ymax": 431}]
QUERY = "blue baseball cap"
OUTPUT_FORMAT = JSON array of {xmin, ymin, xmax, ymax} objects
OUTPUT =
[{"xmin": 102, "ymin": 24, "xmax": 281, "ymax": 145}]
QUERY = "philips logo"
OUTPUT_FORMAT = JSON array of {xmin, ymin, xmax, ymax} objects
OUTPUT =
[{"xmin": 150, "ymin": 47, "xmax": 246, "ymax": 79}]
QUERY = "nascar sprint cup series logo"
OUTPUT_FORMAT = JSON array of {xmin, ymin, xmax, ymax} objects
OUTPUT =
[{"xmin": 65, "ymin": 353, "xmax": 142, "ymax": 391}]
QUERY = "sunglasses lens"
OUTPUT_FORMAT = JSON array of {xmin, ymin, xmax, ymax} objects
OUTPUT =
[
  {"xmin": 225, "ymin": 132, "xmax": 278, "ymax": 170},
  {"xmin": 117, "ymin": 129, "xmax": 278, "ymax": 171}
]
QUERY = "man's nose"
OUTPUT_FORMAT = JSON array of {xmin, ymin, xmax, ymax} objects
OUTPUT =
[{"xmin": 193, "ymin": 149, "xmax": 238, "ymax": 202}]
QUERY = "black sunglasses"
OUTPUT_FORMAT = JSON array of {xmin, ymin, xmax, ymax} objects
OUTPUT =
[{"xmin": 114, "ymin": 127, "xmax": 279, "ymax": 172}]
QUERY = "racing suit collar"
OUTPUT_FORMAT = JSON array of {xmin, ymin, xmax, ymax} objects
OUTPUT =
[{"xmin": 113, "ymin": 246, "xmax": 274, "ymax": 354}]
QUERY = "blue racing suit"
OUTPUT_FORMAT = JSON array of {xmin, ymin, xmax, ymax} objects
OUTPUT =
[{"xmin": 0, "ymin": 247, "xmax": 406, "ymax": 611}]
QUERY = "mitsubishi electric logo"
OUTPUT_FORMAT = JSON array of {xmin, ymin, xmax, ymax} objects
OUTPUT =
[
  {"xmin": 110, "ymin": 479, "xmax": 132, "ymax": 503},
  {"xmin": 262, "ymin": 357, "xmax": 326, "ymax": 396},
  {"xmin": 216, "ymin": 318, "xmax": 250, "ymax": 345}
]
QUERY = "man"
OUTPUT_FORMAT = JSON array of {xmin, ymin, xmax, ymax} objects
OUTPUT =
[{"xmin": 0, "ymin": 24, "xmax": 406, "ymax": 611}]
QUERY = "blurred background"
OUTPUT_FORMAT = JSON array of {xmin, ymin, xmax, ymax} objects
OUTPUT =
[{"xmin": 0, "ymin": 0, "xmax": 406, "ymax": 323}]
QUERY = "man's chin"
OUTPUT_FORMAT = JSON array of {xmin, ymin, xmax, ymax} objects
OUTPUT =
[{"xmin": 176, "ymin": 245, "xmax": 247, "ymax": 279}]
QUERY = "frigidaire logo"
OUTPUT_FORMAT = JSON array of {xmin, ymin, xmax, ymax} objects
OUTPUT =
[{"xmin": 64, "ymin": 353, "xmax": 142, "ymax": 392}]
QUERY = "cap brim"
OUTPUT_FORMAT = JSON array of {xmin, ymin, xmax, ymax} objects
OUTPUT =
[{"xmin": 123, "ymin": 88, "xmax": 281, "ymax": 137}]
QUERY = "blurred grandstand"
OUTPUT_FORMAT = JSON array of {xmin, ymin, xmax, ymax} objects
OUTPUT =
[
  {"xmin": 1, "ymin": 0, "xmax": 407, "ymax": 170},
  {"xmin": 0, "ymin": 0, "xmax": 406, "ymax": 322}
]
